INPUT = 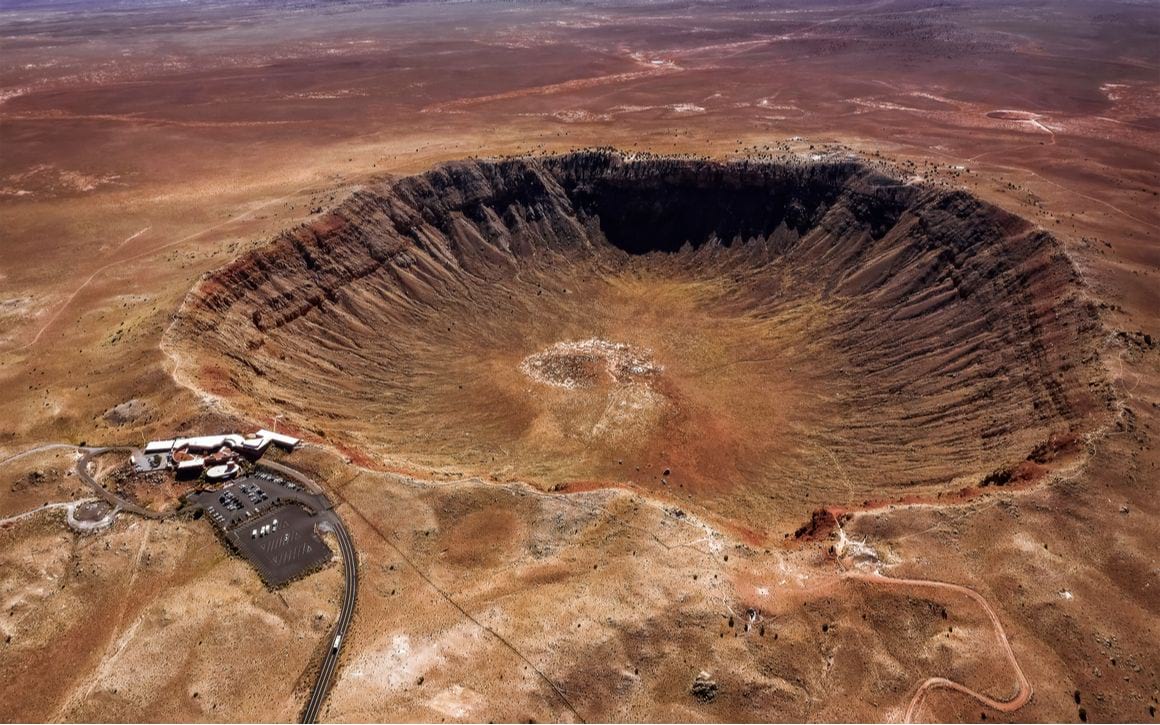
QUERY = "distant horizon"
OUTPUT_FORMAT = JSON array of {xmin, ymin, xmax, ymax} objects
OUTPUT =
[{"xmin": 1, "ymin": 0, "xmax": 1157, "ymax": 722}]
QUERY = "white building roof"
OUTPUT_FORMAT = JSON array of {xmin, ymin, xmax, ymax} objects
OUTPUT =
[
  {"xmin": 176, "ymin": 434, "xmax": 246, "ymax": 452},
  {"xmin": 146, "ymin": 429, "xmax": 297, "ymax": 461},
  {"xmin": 175, "ymin": 457, "xmax": 205, "ymax": 470},
  {"xmin": 256, "ymin": 429, "xmax": 301, "ymax": 448},
  {"xmin": 206, "ymin": 462, "xmax": 239, "ymax": 480},
  {"xmin": 144, "ymin": 440, "xmax": 175, "ymax": 454}
]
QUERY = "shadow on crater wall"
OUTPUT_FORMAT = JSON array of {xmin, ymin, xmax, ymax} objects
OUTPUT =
[{"xmin": 167, "ymin": 151, "xmax": 1111, "ymax": 534}]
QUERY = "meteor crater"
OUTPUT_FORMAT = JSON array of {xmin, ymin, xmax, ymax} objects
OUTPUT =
[{"xmin": 169, "ymin": 151, "xmax": 1108, "ymax": 534}]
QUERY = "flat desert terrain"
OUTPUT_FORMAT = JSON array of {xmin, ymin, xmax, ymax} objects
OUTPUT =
[{"xmin": 1, "ymin": 0, "xmax": 1157, "ymax": 722}]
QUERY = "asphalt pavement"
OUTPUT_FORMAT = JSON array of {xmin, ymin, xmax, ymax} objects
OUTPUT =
[
  {"xmin": 76, "ymin": 447, "xmax": 169, "ymax": 519},
  {"xmin": 301, "ymin": 510, "xmax": 358, "ymax": 724},
  {"xmin": 70, "ymin": 444, "xmax": 357, "ymax": 722}
]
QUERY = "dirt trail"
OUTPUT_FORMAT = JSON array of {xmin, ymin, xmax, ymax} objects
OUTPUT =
[
  {"xmin": 844, "ymin": 570, "xmax": 1033, "ymax": 722},
  {"xmin": 0, "ymin": 111, "xmax": 309, "ymax": 128},
  {"xmin": 0, "ymin": 498, "xmax": 90, "ymax": 526},
  {"xmin": 0, "ymin": 442, "xmax": 82, "ymax": 467},
  {"xmin": 13, "ymin": 227, "xmax": 148, "ymax": 352},
  {"xmin": 422, "ymin": 64, "xmax": 680, "ymax": 113},
  {"xmin": 53, "ymin": 519, "xmax": 155, "ymax": 720},
  {"xmin": 10, "ymin": 184, "xmax": 312, "ymax": 354}
]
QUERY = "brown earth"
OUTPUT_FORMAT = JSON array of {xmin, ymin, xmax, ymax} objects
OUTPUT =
[
  {"xmin": 0, "ymin": 0, "xmax": 1157, "ymax": 722},
  {"xmin": 166, "ymin": 152, "xmax": 1111, "ymax": 537}
]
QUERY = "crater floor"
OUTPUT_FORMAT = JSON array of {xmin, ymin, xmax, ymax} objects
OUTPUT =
[{"xmin": 168, "ymin": 152, "xmax": 1109, "ymax": 535}]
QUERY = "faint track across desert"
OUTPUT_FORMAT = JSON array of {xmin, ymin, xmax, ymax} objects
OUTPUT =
[
  {"xmin": 919, "ymin": 144, "xmax": 1157, "ymax": 232},
  {"xmin": 12, "ymin": 226, "xmax": 149, "ymax": 352},
  {"xmin": 0, "ymin": 442, "xmax": 82, "ymax": 467},
  {"xmin": 422, "ymin": 65, "xmax": 680, "ymax": 113},
  {"xmin": 11, "ymin": 185, "xmax": 312, "ymax": 354},
  {"xmin": 830, "ymin": 325, "xmax": 1140, "ymax": 721},
  {"xmin": 844, "ymin": 569, "xmax": 1032, "ymax": 722},
  {"xmin": 325, "ymin": 481, "xmax": 587, "ymax": 723},
  {"xmin": 0, "ymin": 498, "xmax": 95, "ymax": 526},
  {"xmin": 0, "ymin": 111, "xmax": 309, "ymax": 128}
]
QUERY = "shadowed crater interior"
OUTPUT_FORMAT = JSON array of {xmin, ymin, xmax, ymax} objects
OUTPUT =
[{"xmin": 168, "ymin": 151, "xmax": 1110, "ymax": 534}]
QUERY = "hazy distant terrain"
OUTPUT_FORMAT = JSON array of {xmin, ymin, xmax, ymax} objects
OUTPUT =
[{"xmin": 1, "ymin": 1, "xmax": 1157, "ymax": 722}]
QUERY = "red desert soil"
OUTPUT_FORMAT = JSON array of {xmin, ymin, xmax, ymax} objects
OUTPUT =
[{"xmin": 0, "ymin": 0, "xmax": 1157, "ymax": 722}]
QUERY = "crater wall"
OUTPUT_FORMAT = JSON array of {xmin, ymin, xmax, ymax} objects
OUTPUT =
[{"xmin": 168, "ymin": 152, "xmax": 1109, "ymax": 534}]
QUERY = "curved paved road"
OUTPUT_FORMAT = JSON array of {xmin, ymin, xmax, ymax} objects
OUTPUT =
[
  {"xmin": 302, "ymin": 510, "xmax": 358, "ymax": 724},
  {"xmin": 76, "ymin": 447, "xmax": 170, "ymax": 519},
  {"xmin": 0, "ymin": 498, "xmax": 94, "ymax": 526},
  {"xmin": 259, "ymin": 459, "xmax": 327, "ymax": 496},
  {"xmin": 11, "ymin": 441, "xmax": 357, "ymax": 721}
]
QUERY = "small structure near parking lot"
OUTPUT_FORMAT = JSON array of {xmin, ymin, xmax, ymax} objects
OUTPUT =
[{"xmin": 206, "ymin": 462, "xmax": 241, "ymax": 481}]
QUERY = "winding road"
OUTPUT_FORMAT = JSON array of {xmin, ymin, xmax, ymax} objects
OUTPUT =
[
  {"xmin": 0, "ymin": 442, "xmax": 83, "ymax": 468},
  {"xmin": 5, "ymin": 441, "xmax": 357, "ymax": 721},
  {"xmin": 301, "ymin": 510, "xmax": 358, "ymax": 724},
  {"xmin": 0, "ymin": 498, "xmax": 92, "ymax": 526},
  {"xmin": 74, "ymin": 450, "xmax": 359, "ymax": 722},
  {"xmin": 75, "ymin": 447, "xmax": 170, "ymax": 520},
  {"xmin": 72, "ymin": 449, "xmax": 358, "ymax": 721},
  {"xmin": 844, "ymin": 570, "xmax": 1033, "ymax": 722},
  {"xmin": 8, "ymin": 440, "xmax": 1028, "ymax": 722},
  {"xmin": 0, "ymin": 443, "xmax": 158, "ymax": 526}
]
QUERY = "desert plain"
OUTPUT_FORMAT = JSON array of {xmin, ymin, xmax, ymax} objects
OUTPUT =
[{"xmin": 1, "ymin": 0, "xmax": 1158, "ymax": 722}]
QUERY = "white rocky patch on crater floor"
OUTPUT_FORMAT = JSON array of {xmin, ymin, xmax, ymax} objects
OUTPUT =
[
  {"xmin": 519, "ymin": 338, "xmax": 662, "ymax": 390},
  {"xmin": 521, "ymin": 338, "xmax": 669, "ymax": 442}
]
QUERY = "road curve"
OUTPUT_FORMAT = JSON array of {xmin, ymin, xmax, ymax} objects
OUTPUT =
[
  {"xmin": 75, "ymin": 447, "xmax": 170, "ymax": 520},
  {"xmin": 14, "ymin": 442, "xmax": 356, "ymax": 720},
  {"xmin": 0, "ymin": 443, "xmax": 83, "ymax": 468},
  {"xmin": 301, "ymin": 510, "xmax": 358, "ymax": 724},
  {"xmin": 259, "ymin": 459, "xmax": 326, "ymax": 495},
  {"xmin": 845, "ymin": 571, "xmax": 1033, "ymax": 722},
  {"xmin": 0, "ymin": 498, "xmax": 94, "ymax": 527},
  {"xmin": 259, "ymin": 449, "xmax": 362, "ymax": 720}
]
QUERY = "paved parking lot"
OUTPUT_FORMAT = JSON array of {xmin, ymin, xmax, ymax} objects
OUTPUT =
[
  {"xmin": 187, "ymin": 470, "xmax": 335, "ymax": 587},
  {"xmin": 227, "ymin": 504, "xmax": 332, "ymax": 586}
]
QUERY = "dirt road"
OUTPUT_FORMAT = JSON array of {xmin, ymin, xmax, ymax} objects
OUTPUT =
[{"xmin": 845, "ymin": 570, "xmax": 1033, "ymax": 721}]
